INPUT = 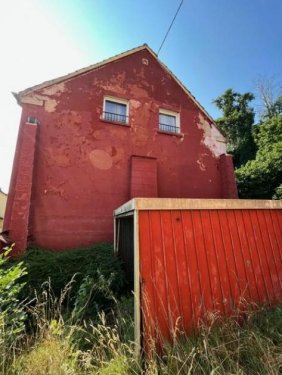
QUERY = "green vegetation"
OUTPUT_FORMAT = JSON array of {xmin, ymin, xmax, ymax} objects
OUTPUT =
[
  {"xmin": 214, "ymin": 84, "xmax": 282, "ymax": 199},
  {"xmin": 0, "ymin": 248, "xmax": 27, "ymax": 372},
  {"xmin": 152, "ymin": 305, "xmax": 282, "ymax": 374},
  {"xmin": 236, "ymin": 115, "xmax": 282, "ymax": 198},
  {"xmin": 213, "ymin": 89, "xmax": 256, "ymax": 168},
  {"xmin": 17, "ymin": 244, "xmax": 126, "ymax": 320},
  {"xmin": 1, "ymin": 245, "xmax": 282, "ymax": 374}
]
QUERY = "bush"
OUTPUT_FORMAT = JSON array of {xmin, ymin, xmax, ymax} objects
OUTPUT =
[
  {"xmin": 14, "ymin": 243, "xmax": 126, "ymax": 319},
  {"xmin": 273, "ymin": 184, "xmax": 282, "ymax": 200},
  {"xmin": 235, "ymin": 115, "xmax": 282, "ymax": 199}
]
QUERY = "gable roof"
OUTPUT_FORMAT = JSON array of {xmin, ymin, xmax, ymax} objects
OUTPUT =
[{"xmin": 14, "ymin": 44, "xmax": 215, "ymax": 124}]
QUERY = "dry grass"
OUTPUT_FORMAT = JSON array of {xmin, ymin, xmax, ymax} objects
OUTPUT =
[
  {"xmin": 9, "ymin": 336, "xmax": 80, "ymax": 375},
  {"xmin": 1, "ymin": 272, "xmax": 281, "ymax": 375},
  {"xmin": 3, "ymin": 244, "xmax": 280, "ymax": 374},
  {"xmin": 2, "ymin": 302, "xmax": 281, "ymax": 375},
  {"xmin": 155, "ymin": 307, "xmax": 282, "ymax": 374}
]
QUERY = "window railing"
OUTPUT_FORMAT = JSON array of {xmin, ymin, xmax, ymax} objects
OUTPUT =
[
  {"xmin": 159, "ymin": 123, "xmax": 180, "ymax": 133},
  {"xmin": 103, "ymin": 111, "xmax": 128, "ymax": 124}
]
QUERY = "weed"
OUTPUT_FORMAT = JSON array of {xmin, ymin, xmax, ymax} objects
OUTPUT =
[
  {"xmin": 0, "ymin": 247, "xmax": 27, "ymax": 372},
  {"xmin": 2, "ymin": 245, "xmax": 281, "ymax": 374}
]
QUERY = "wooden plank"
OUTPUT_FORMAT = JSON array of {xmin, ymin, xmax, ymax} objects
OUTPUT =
[
  {"xmin": 149, "ymin": 210, "xmax": 170, "ymax": 344},
  {"xmin": 136, "ymin": 204, "xmax": 282, "ymax": 352},
  {"xmin": 225, "ymin": 210, "xmax": 252, "ymax": 306},
  {"xmin": 209, "ymin": 210, "xmax": 233, "ymax": 315},
  {"xmin": 171, "ymin": 210, "xmax": 193, "ymax": 332},
  {"xmin": 158, "ymin": 211, "xmax": 181, "ymax": 334},
  {"xmin": 191, "ymin": 210, "xmax": 214, "ymax": 319},
  {"xmin": 249, "ymin": 210, "xmax": 276, "ymax": 303},
  {"xmin": 200, "ymin": 210, "xmax": 226, "ymax": 314},
  {"xmin": 138, "ymin": 210, "xmax": 156, "ymax": 351}
]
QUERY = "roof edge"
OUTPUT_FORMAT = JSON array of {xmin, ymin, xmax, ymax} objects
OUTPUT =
[
  {"xmin": 114, "ymin": 198, "xmax": 282, "ymax": 216},
  {"xmin": 15, "ymin": 43, "xmax": 215, "ymax": 124},
  {"xmin": 16, "ymin": 44, "xmax": 150, "ymax": 100}
]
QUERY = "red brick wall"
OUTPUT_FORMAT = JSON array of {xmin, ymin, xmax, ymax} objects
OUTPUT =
[
  {"xmin": 4, "ymin": 121, "xmax": 38, "ymax": 254},
  {"xmin": 219, "ymin": 154, "xmax": 238, "ymax": 198},
  {"xmin": 6, "ymin": 49, "xmax": 237, "ymax": 251},
  {"xmin": 130, "ymin": 156, "xmax": 157, "ymax": 198}
]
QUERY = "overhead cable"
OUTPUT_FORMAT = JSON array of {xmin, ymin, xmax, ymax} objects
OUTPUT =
[{"xmin": 157, "ymin": 0, "xmax": 184, "ymax": 56}]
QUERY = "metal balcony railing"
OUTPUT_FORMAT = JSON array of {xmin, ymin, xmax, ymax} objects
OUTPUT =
[
  {"xmin": 159, "ymin": 123, "xmax": 180, "ymax": 133},
  {"xmin": 103, "ymin": 111, "xmax": 128, "ymax": 124}
]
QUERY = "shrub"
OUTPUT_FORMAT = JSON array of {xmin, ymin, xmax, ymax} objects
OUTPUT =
[
  {"xmin": 14, "ymin": 243, "xmax": 126, "ymax": 319},
  {"xmin": 273, "ymin": 184, "xmax": 282, "ymax": 200}
]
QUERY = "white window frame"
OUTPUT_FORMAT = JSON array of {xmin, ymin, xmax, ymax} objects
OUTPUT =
[
  {"xmin": 103, "ymin": 96, "xmax": 129, "ymax": 124},
  {"xmin": 159, "ymin": 108, "xmax": 180, "ymax": 134}
]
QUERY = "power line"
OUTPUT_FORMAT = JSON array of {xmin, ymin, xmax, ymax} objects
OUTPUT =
[{"xmin": 157, "ymin": 0, "xmax": 184, "ymax": 56}]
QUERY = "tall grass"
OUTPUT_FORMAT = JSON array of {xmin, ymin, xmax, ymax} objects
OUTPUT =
[
  {"xmin": 5, "ymin": 283, "xmax": 138, "ymax": 375},
  {"xmin": 4, "ymin": 290, "xmax": 282, "ymax": 374},
  {"xmin": 0, "ymin": 247, "xmax": 27, "ymax": 373},
  {"xmin": 154, "ymin": 306, "xmax": 282, "ymax": 374},
  {"xmin": 1, "ymin": 246, "xmax": 281, "ymax": 374}
]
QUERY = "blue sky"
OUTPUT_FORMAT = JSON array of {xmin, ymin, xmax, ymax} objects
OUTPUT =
[{"xmin": 0, "ymin": 0, "xmax": 281, "ymax": 191}]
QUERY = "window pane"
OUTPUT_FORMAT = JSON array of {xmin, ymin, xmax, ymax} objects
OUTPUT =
[
  {"xmin": 159, "ymin": 114, "xmax": 176, "ymax": 127},
  {"xmin": 159, "ymin": 113, "xmax": 179, "ymax": 133},
  {"xmin": 105, "ymin": 100, "xmax": 127, "ymax": 123}
]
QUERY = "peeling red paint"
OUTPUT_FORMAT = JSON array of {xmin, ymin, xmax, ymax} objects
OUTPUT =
[{"xmin": 5, "ymin": 47, "xmax": 238, "ymax": 252}]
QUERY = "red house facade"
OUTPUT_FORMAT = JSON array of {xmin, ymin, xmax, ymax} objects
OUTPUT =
[{"xmin": 4, "ymin": 44, "xmax": 237, "ymax": 253}]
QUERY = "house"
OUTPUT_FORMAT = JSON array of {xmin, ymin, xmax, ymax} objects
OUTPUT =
[
  {"xmin": 4, "ymin": 44, "xmax": 237, "ymax": 254},
  {"xmin": 0, "ymin": 188, "xmax": 7, "ymax": 230}
]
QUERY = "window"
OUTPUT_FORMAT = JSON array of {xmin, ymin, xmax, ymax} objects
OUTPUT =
[
  {"xmin": 159, "ymin": 109, "xmax": 180, "ymax": 134},
  {"xmin": 27, "ymin": 116, "xmax": 39, "ymax": 125},
  {"xmin": 103, "ymin": 96, "xmax": 129, "ymax": 124}
]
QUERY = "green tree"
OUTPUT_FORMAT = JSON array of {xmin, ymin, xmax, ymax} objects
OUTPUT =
[
  {"xmin": 236, "ymin": 115, "xmax": 282, "ymax": 199},
  {"xmin": 213, "ymin": 89, "xmax": 257, "ymax": 167}
]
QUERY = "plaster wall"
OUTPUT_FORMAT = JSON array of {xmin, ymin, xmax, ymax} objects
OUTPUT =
[{"xmin": 6, "ymin": 49, "xmax": 237, "ymax": 250}]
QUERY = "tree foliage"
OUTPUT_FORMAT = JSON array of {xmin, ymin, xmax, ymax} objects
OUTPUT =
[
  {"xmin": 236, "ymin": 115, "xmax": 282, "ymax": 198},
  {"xmin": 213, "ymin": 89, "xmax": 257, "ymax": 167},
  {"xmin": 273, "ymin": 184, "xmax": 282, "ymax": 200}
]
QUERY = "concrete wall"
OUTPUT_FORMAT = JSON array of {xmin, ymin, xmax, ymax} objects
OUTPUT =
[{"xmin": 5, "ymin": 48, "xmax": 238, "ymax": 252}]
